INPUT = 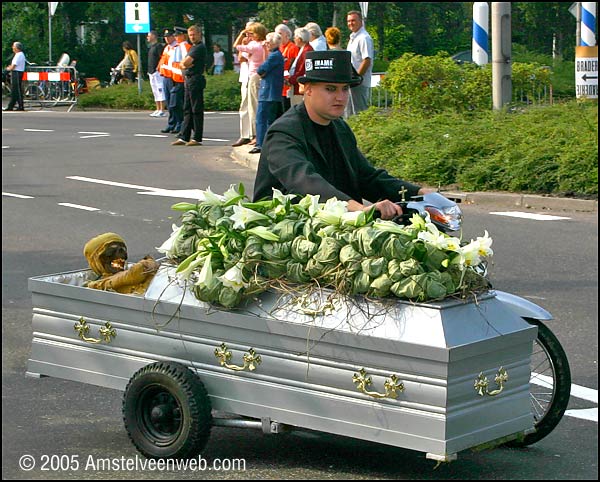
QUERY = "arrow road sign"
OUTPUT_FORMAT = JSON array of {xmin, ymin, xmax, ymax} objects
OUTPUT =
[{"xmin": 582, "ymin": 73, "xmax": 598, "ymax": 81}]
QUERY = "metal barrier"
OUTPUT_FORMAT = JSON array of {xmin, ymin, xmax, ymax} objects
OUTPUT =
[{"xmin": 22, "ymin": 65, "xmax": 78, "ymax": 111}]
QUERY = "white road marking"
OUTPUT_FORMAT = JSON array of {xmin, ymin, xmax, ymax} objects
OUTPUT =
[
  {"xmin": 57, "ymin": 202, "xmax": 100, "ymax": 211},
  {"xmin": 138, "ymin": 189, "xmax": 207, "ymax": 199},
  {"xmin": 66, "ymin": 176, "xmax": 162, "ymax": 192},
  {"xmin": 532, "ymin": 373, "xmax": 598, "ymax": 403},
  {"xmin": 490, "ymin": 211, "xmax": 571, "ymax": 221},
  {"xmin": 134, "ymin": 134, "xmax": 169, "ymax": 138},
  {"xmin": 203, "ymin": 138, "xmax": 229, "ymax": 142},
  {"xmin": 2, "ymin": 192, "xmax": 34, "ymax": 199},
  {"xmin": 531, "ymin": 372, "xmax": 598, "ymax": 422},
  {"xmin": 24, "ymin": 128, "xmax": 54, "ymax": 132},
  {"xmin": 564, "ymin": 408, "xmax": 598, "ymax": 422},
  {"xmin": 78, "ymin": 131, "xmax": 110, "ymax": 139}
]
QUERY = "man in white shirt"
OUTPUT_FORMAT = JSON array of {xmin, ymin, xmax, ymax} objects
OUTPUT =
[
  {"xmin": 4, "ymin": 42, "xmax": 26, "ymax": 111},
  {"xmin": 345, "ymin": 10, "xmax": 374, "ymax": 116}
]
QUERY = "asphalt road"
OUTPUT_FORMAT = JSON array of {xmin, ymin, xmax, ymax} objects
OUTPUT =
[{"xmin": 2, "ymin": 108, "xmax": 598, "ymax": 480}]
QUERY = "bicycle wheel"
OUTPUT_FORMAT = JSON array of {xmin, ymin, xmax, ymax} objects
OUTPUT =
[
  {"xmin": 23, "ymin": 84, "xmax": 44, "ymax": 109},
  {"xmin": 46, "ymin": 82, "xmax": 63, "ymax": 107},
  {"xmin": 508, "ymin": 318, "xmax": 571, "ymax": 447}
]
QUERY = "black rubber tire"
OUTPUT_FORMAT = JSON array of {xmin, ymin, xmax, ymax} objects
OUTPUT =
[
  {"xmin": 508, "ymin": 318, "xmax": 571, "ymax": 447},
  {"xmin": 123, "ymin": 362, "xmax": 212, "ymax": 459}
]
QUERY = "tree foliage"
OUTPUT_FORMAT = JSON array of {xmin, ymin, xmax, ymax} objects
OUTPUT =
[{"xmin": 2, "ymin": 2, "xmax": 580, "ymax": 81}]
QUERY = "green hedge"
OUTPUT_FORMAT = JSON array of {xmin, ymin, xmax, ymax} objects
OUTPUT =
[
  {"xmin": 77, "ymin": 71, "xmax": 241, "ymax": 111},
  {"xmin": 381, "ymin": 52, "xmax": 554, "ymax": 113},
  {"xmin": 348, "ymin": 100, "xmax": 598, "ymax": 197}
]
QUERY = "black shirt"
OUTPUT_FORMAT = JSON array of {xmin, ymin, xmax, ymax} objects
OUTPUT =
[
  {"xmin": 147, "ymin": 42, "xmax": 164, "ymax": 74},
  {"xmin": 310, "ymin": 120, "xmax": 352, "ymax": 195},
  {"xmin": 184, "ymin": 42, "xmax": 207, "ymax": 79}
]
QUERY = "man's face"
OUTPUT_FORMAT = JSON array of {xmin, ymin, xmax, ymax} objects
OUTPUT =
[
  {"xmin": 277, "ymin": 30, "xmax": 289, "ymax": 44},
  {"xmin": 304, "ymin": 82, "xmax": 351, "ymax": 124},
  {"xmin": 175, "ymin": 33, "xmax": 186, "ymax": 44},
  {"xmin": 187, "ymin": 29, "xmax": 201, "ymax": 45},
  {"xmin": 347, "ymin": 14, "xmax": 362, "ymax": 33}
]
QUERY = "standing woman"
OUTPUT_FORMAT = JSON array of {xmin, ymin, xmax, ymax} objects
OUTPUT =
[
  {"xmin": 4, "ymin": 42, "xmax": 26, "ymax": 111},
  {"xmin": 287, "ymin": 28, "xmax": 313, "ymax": 107},
  {"xmin": 234, "ymin": 22, "xmax": 268, "ymax": 146}
]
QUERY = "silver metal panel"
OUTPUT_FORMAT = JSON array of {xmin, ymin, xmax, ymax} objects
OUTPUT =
[{"xmin": 27, "ymin": 268, "xmax": 538, "ymax": 458}]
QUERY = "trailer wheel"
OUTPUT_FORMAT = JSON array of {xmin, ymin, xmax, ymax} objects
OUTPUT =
[
  {"xmin": 507, "ymin": 318, "xmax": 571, "ymax": 447},
  {"xmin": 123, "ymin": 362, "xmax": 212, "ymax": 459}
]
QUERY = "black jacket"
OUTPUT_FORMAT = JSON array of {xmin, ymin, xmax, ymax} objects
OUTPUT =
[{"xmin": 252, "ymin": 103, "xmax": 420, "ymax": 203}]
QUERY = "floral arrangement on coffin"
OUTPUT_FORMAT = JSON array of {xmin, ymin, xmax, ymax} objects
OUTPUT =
[{"xmin": 157, "ymin": 184, "xmax": 493, "ymax": 309}]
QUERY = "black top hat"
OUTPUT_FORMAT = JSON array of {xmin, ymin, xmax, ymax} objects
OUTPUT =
[
  {"xmin": 298, "ymin": 50, "xmax": 362, "ymax": 87},
  {"xmin": 163, "ymin": 29, "xmax": 175, "ymax": 37},
  {"xmin": 174, "ymin": 26, "xmax": 187, "ymax": 35}
]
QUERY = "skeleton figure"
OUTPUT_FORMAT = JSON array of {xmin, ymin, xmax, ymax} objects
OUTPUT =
[{"xmin": 83, "ymin": 233, "xmax": 159, "ymax": 295}]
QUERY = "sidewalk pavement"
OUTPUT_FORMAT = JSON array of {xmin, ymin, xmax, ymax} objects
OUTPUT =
[{"xmin": 231, "ymin": 145, "xmax": 598, "ymax": 213}]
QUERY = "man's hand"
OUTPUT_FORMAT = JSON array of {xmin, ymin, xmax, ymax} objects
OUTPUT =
[
  {"xmin": 347, "ymin": 199, "xmax": 402, "ymax": 220},
  {"xmin": 371, "ymin": 199, "xmax": 402, "ymax": 220}
]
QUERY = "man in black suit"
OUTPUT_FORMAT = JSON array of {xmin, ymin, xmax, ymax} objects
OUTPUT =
[{"xmin": 253, "ymin": 50, "xmax": 432, "ymax": 220}]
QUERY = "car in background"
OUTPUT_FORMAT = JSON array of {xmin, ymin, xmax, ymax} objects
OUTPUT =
[{"xmin": 451, "ymin": 50, "xmax": 473, "ymax": 64}]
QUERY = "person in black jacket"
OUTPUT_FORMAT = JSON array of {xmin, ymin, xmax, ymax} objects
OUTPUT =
[{"xmin": 253, "ymin": 50, "xmax": 432, "ymax": 219}]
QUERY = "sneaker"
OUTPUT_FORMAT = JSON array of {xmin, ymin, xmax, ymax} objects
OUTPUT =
[
  {"xmin": 171, "ymin": 139, "xmax": 187, "ymax": 146},
  {"xmin": 157, "ymin": 111, "xmax": 166, "ymax": 117},
  {"xmin": 186, "ymin": 139, "xmax": 202, "ymax": 146},
  {"xmin": 149, "ymin": 110, "xmax": 159, "ymax": 117}
]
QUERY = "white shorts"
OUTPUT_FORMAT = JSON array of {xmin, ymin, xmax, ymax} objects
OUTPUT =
[{"xmin": 149, "ymin": 71, "xmax": 166, "ymax": 102}]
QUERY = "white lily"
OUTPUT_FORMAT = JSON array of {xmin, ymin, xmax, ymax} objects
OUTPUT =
[
  {"xmin": 298, "ymin": 193, "xmax": 321, "ymax": 217},
  {"xmin": 199, "ymin": 186, "xmax": 226, "ymax": 205},
  {"xmin": 230, "ymin": 204, "xmax": 270, "ymax": 229},
  {"xmin": 272, "ymin": 188, "xmax": 297, "ymax": 206},
  {"xmin": 340, "ymin": 210, "xmax": 367, "ymax": 227},
  {"xmin": 373, "ymin": 219, "xmax": 412, "ymax": 235},
  {"xmin": 474, "ymin": 230, "xmax": 494, "ymax": 257},
  {"xmin": 156, "ymin": 224, "xmax": 183, "ymax": 257},
  {"xmin": 452, "ymin": 241, "xmax": 482, "ymax": 269},
  {"xmin": 418, "ymin": 229, "xmax": 448, "ymax": 250},
  {"xmin": 218, "ymin": 263, "xmax": 245, "ymax": 292},
  {"xmin": 315, "ymin": 198, "xmax": 347, "ymax": 225},
  {"xmin": 441, "ymin": 236, "xmax": 461, "ymax": 252},
  {"xmin": 176, "ymin": 252, "xmax": 205, "ymax": 281},
  {"xmin": 195, "ymin": 253, "xmax": 217, "ymax": 288},
  {"xmin": 223, "ymin": 184, "xmax": 243, "ymax": 203}
]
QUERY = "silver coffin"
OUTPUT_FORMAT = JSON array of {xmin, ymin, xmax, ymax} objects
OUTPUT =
[{"xmin": 27, "ymin": 265, "xmax": 537, "ymax": 460}]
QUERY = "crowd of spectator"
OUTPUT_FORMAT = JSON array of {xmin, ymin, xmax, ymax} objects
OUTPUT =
[
  {"xmin": 131, "ymin": 11, "xmax": 374, "ymax": 151},
  {"xmin": 229, "ymin": 11, "xmax": 374, "ymax": 153}
]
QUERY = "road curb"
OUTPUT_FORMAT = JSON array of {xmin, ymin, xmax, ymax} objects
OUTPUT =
[{"xmin": 230, "ymin": 147, "xmax": 598, "ymax": 213}]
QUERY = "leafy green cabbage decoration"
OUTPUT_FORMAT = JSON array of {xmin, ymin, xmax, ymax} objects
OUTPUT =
[{"xmin": 157, "ymin": 184, "xmax": 493, "ymax": 309}]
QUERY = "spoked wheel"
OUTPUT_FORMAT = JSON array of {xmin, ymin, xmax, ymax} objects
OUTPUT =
[
  {"xmin": 508, "ymin": 318, "xmax": 571, "ymax": 447},
  {"xmin": 123, "ymin": 362, "xmax": 212, "ymax": 459}
]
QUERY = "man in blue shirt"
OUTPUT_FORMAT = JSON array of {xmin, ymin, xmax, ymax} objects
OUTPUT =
[{"xmin": 250, "ymin": 32, "xmax": 284, "ymax": 154}]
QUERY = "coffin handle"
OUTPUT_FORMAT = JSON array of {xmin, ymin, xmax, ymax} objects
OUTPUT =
[
  {"xmin": 74, "ymin": 317, "xmax": 116, "ymax": 344},
  {"xmin": 214, "ymin": 343, "xmax": 262, "ymax": 372},
  {"xmin": 352, "ymin": 368, "xmax": 404, "ymax": 399},
  {"xmin": 474, "ymin": 367, "xmax": 509, "ymax": 396}
]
